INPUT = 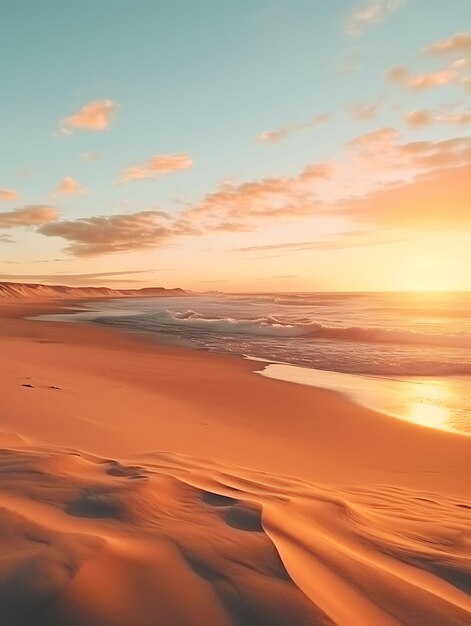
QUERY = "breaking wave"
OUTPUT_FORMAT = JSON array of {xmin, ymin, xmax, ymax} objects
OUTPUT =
[{"xmin": 164, "ymin": 310, "xmax": 471, "ymax": 349}]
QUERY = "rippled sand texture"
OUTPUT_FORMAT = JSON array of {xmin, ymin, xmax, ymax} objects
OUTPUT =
[{"xmin": 0, "ymin": 444, "xmax": 470, "ymax": 626}]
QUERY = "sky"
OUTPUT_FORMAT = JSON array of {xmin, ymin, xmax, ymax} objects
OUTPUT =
[{"xmin": 0, "ymin": 0, "xmax": 470, "ymax": 292}]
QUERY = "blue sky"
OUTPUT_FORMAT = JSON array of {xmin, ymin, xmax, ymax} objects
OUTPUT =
[{"xmin": 1, "ymin": 1, "xmax": 470, "ymax": 290}]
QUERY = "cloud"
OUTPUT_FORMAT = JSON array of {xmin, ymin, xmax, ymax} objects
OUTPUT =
[
  {"xmin": 0, "ymin": 205, "xmax": 58, "ymax": 229},
  {"xmin": 0, "ymin": 188, "xmax": 20, "ymax": 202},
  {"xmin": 406, "ymin": 109, "xmax": 471, "ymax": 127},
  {"xmin": 56, "ymin": 177, "xmax": 88, "ymax": 196},
  {"xmin": 386, "ymin": 64, "xmax": 461, "ymax": 90},
  {"xmin": 32, "ymin": 129, "xmax": 471, "ymax": 258},
  {"xmin": 339, "ymin": 163, "xmax": 471, "ymax": 231},
  {"xmin": 437, "ymin": 112, "xmax": 471, "ymax": 125},
  {"xmin": 36, "ymin": 162, "xmax": 332, "ymax": 256},
  {"xmin": 62, "ymin": 100, "xmax": 117, "ymax": 132},
  {"xmin": 348, "ymin": 129, "xmax": 471, "ymax": 174},
  {"xmin": 257, "ymin": 114, "xmax": 330, "ymax": 143},
  {"xmin": 344, "ymin": 0, "xmax": 405, "ymax": 38},
  {"xmin": 181, "ymin": 163, "xmax": 332, "ymax": 231},
  {"xmin": 405, "ymin": 110, "xmax": 434, "ymax": 127},
  {"xmin": 237, "ymin": 230, "xmax": 408, "ymax": 255},
  {"xmin": 38, "ymin": 210, "xmax": 197, "ymax": 256},
  {"xmin": 119, "ymin": 153, "xmax": 193, "ymax": 182},
  {"xmin": 257, "ymin": 129, "xmax": 288, "ymax": 143},
  {"xmin": 347, "ymin": 99, "xmax": 383, "ymax": 121},
  {"xmin": 347, "ymin": 127, "xmax": 399, "ymax": 153},
  {"xmin": 0, "ymin": 269, "xmax": 162, "ymax": 282},
  {"xmin": 425, "ymin": 32, "xmax": 471, "ymax": 55},
  {"xmin": 0, "ymin": 234, "xmax": 14, "ymax": 243}
]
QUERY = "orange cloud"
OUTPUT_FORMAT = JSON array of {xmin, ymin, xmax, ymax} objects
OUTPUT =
[
  {"xmin": 181, "ymin": 163, "xmax": 332, "ymax": 230},
  {"xmin": 0, "ymin": 188, "xmax": 20, "ymax": 202},
  {"xmin": 38, "ymin": 210, "xmax": 197, "ymax": 256},
  {"xmin": 62, "ymin": 100, "xmax": 117, "ymax": 132},
  {"xmin": 437, "ymin": 112, "xmax": 471, "ymax": 125},
  {"xmin": 386, "ymin": 65, "xmax": 459, "ymax": 90},
  {"xmin": 56, "ymin": 177, "xmax": 88, "ymax": 196},
  {"xmin": 33, "ymin": 130, "xmax": 471, "ymax": 257},
  {"xmin": 37, "ymin": 162, "xmax": 332, "ymax": 255},
  {"xmin": 348, "ymin": 127, "xmax": 398, "ymax": 152},
  {"xmin": 119, "ymin": 153, "xmax": 193, "ymax": 182},
  {"xmin": 0, "ymin": 205, "xmax": 58, "ymax": 229},
  {"xmin": 405, "ymin": 110, "xmax": 433, "ymax": 127},
  {"xmin": 344, "ymin": 0, "xmax": 405, "ymax": 38},
  {"xmin": 350, "ymin": 132, "xmax": 470, "ymax": 171},
  {"xmin": 340, "ymin": 164, "xmax": 471, "ymax": 231},
  {"xmin": 406, "ymin": 109, "xmax": 471, "ymax": 127},
  {"xmin": 425, "ymin": 32, "xmax": 471, "ymax": 55},
  {"xmin": 257, "ymin": 114, "xmax": 330, "ymax": 143}
]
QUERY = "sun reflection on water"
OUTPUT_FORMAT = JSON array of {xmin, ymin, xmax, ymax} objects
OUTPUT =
[
  {"xmin": 402, "ymin": 380, "xmax": 453, "ymax": 430},
  {"xmin": 260, "ymin": 364, "xmax": 470, "ymax": 435}
]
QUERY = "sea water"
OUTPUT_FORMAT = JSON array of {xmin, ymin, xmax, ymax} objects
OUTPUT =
[{"xmin": 35, "ymin": 291, "xmax": 471, "ymax": 434}]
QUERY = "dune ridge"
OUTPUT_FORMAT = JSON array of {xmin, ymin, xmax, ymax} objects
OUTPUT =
[
  {"xmin": 0, "ymin": 281, "xmax": 188, "ymax": 300},
  {"xmin": 0, "ymin": 444, "xmax": 469, "ymax": 626}
]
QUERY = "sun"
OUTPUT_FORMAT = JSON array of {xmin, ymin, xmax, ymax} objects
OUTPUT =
[{"xmin": 399, "ymin": 258, "xmax": 461, "ymax": 292}]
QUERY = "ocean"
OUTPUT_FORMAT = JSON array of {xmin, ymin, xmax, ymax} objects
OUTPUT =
[{"xmin": 37, "ymin": 291, "xmax": 471, "ymax": 434}]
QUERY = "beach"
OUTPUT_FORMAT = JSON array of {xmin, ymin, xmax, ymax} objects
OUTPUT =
[{"xmin": 0, "ymin": 296, "xmax": 470, "ymax": 625}]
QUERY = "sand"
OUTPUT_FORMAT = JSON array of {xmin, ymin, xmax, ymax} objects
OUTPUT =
[{"xmin": 0, "ymin": 297, "xmax": 470, "ymax": 625}]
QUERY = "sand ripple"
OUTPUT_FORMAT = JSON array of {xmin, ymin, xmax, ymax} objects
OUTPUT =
[{"xmin": 0, "ymin": 446, "xmax": 469, "ymax": 625}]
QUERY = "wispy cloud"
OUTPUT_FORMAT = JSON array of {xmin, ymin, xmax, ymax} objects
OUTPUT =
[
  {"xmin": 0, "ymin": 234, "xmax": 14, "ymax": 243},
  {"xmin": 406, "ymin": 109, "xmax": 471, "ymax": 127},
  {"xmin": 119, "ymin": 153, "xmax": 193, "ymax": 182},
  {"xmin": 347, "ymin": 98, "xmax": 383, "ymax": 121},
  {"xmin": 386, "ymin": 60, "xmax": 467, "ymax": 90},
  {"xmin": 56, "ymin": 177, "xmax": 88, "ymax": 196},
  {"xmin": 0, "ymin": 205, "xmax": 58, "ymax": 229},
  {"xmin": 0, "ymin": 188, "xmax": 20, "ymax": 202},
  {"xmin": 0, "ymin": 269, "xmax": 162, "ymax": 282},
  {"xmin": 424, "ymin": 32, "xmax": 471, "ymax": 55},
  {"xmin": 237, "ymin": 231, "xmax": 409, "ymax": 256},
  {"xmin": 344, "ymin": 0, "xmax": 405, "ymax": 38},
  {"xmin": 62, "ymin": 100, "xmax": 117, "ymax": 132},
  {"xmin": 256, "ymin": 114, "xmax": 330, "ymax": 143}
]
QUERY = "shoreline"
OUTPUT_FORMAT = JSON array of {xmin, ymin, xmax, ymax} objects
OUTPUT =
[
  {"xmin": 29, "ymin": 296, "xmax": 471, "ymax": 436},
  {"xmin": 1, "ymin": 296, "xmax": 470, "ymax": 489},
  {"xmin": 1, "ymin": 297, "xmax": 470, "ymax": 625}
]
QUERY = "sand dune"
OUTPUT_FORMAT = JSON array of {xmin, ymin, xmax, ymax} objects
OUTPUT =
[
  {"xmin": 0, "ymin": 281, "xmax": 187, "ymax": 300},
  {"xmin": 0, "ymin": 445, "xmax": 469, "ymax": 626},
  {"xmin": 0, "ymin": 299, "xmax": 470, "ymax": 625}
]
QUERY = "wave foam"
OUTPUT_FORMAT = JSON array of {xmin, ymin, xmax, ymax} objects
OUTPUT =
[{"xmin": 164, "ymin": 310, "xmax": 471, "ymax": 349}]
